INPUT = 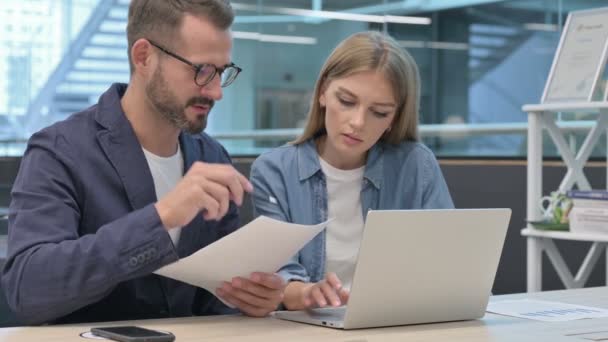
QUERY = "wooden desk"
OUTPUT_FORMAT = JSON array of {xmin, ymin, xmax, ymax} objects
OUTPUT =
[{"xmin": 1, "ymin": 287, "xmax": 606, "ymax": 342}]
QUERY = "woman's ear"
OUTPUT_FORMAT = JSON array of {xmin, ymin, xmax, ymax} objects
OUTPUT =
[
  {"xmin": 384, "ymin": 116, "xmax": 398, "ymax": 136},
  {"xmin": 318, "ymin": 79, "xmax": 329, "ymax": 107},
  {"xmin": 319, "ymin": 92, "xmax": 326, "ymax": 107}
]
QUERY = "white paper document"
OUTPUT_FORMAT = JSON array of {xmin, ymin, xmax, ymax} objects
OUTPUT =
[
  {"xmin": 487, "ymin": 299, "xmax": 608, "ymax": 322},
  {"xmin": 154, "ymin": 216, "xmax": 328, "ymax": 305}
]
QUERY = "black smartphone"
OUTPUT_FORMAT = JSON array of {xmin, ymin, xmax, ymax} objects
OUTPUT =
[{"xmin": 90, "ymin": 326, "xmax": 175, "ymax": 342}]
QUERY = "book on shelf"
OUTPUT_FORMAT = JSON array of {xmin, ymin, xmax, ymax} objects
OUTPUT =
[
  {"xmin": 566, "ymin": 190, "xmax": 608, "ymax": 201},
  {"xmin": 567, "ymin": 190, "xmax": 608, "ymax": 234},
  {"xmin": 571, "ymin": 198, "xmax": 608, "ymax": 209},
  {"xmin": 569, "ymin": 207, "xmax": 608, "ymax": 234}
]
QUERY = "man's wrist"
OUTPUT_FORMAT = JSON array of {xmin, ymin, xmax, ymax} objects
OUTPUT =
[{"xmin": 154, "ymin": 202, "xmax": 172, "ymax": 230}]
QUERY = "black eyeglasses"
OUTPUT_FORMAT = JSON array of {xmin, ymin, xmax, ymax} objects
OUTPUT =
[{"xmin": 147, "ymin": 39, "xmax": 242, "ymax": 88}]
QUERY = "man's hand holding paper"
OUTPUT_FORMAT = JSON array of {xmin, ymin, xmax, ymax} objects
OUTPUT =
[{"xmin": 154, "ymin": 216, "xmax": 330, "ymax": 314}]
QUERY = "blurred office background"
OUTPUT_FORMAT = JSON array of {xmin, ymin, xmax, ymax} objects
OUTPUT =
[
  {"xmin": 0, "ymin": 1, "xmax": 607, "ymax": 324},
  {"xmin": 1, "ymin": 0, "xmax": 607, "ymax": 157}
]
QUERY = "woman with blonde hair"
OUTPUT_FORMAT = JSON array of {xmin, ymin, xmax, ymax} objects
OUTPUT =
[{"xmin": 250, "ymin": 31, "xmax": 453, "ymax": 310}]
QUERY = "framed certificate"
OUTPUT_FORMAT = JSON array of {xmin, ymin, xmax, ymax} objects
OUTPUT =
[{"xmin": 542, "ymin": 7, "xmax": 608, "ymax": 103}]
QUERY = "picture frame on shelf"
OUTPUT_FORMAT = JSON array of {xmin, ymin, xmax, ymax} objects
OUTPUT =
[{"xmin": 542, "ymin": 7, "xmax": 608, "ymax": 104}]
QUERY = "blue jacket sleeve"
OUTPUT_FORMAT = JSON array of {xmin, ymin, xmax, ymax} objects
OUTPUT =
[
  {"xmin": 249, "ymin": 155, "xmax": 310, "ymax": 284},
  {"xmin": 1, "ymin": 130, "xmax": 179, "ymax": 325},
  {"xmin": 422, "ymin": 151, "xmax": 454, "ymax": 209}
]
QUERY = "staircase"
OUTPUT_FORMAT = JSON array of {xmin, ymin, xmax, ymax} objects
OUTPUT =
[
  {"xmin": 468, "ymin": 23, "xmax": 531, "ymax": 82},
  {"xmin": 466, "ymin": 7, "xmax": 535, "ymax": 83},
  {"xmin": 23, "ymin": 0, "xmax": 130, "ymax": 135}
]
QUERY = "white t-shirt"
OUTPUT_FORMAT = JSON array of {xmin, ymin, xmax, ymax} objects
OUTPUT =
[
  {"xmin": 142, "ymin": 145, "xmax": 184, "ymax": 247},
  {"xmin": 319, "ymin": 157, "xmax": 365, "ymax": 290}
]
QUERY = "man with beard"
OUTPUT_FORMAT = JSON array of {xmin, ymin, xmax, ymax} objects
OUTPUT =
[{"xmin": 1, "ymin": 0, "xmax": 285, "ymax": 325}]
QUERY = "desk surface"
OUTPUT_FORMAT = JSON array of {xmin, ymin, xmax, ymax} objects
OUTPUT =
[{"xmin": 1, "ymin": 287, "xmax": 606, "ymax": 342}]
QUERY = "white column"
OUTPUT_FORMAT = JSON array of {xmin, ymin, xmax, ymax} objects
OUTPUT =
[{"xmin": 527, "ymin": 111, "xmax": 544, "ymax": 292}]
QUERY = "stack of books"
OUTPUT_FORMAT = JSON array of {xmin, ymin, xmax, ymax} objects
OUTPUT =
[{"xmin": 567, "ymin": 190, "xmax": 608, "ymax": 234}]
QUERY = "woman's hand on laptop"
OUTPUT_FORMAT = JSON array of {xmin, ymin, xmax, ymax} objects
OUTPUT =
[
  {"xmin": 283, "ymin": 272, "xmax": 350, "ymax": 310},
  {"xmin": 216, "ymin": 272, "xmax": 286, "ymax": 317}
]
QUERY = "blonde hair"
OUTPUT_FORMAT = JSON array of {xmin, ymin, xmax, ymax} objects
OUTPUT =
[{"xmin": 293, "ymin": 31, "xmax": 420, "ymax": 145}]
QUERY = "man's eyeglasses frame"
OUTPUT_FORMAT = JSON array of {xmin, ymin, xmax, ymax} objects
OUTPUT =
[{"xmin": 147, "ymin": 39, "xmax": 242, "ymax": 88}]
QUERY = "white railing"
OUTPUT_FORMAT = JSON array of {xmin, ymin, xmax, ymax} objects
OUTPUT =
[
  {"xmin": 0, "ymin": 120, "xmax": 597, "ymax": 146},
  {"xmin": 208, "ymin": 120, "xmax": 597, "ymax": 140}
]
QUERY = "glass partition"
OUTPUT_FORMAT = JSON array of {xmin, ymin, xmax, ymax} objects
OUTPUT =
[{"xmin": 0, "ymin": 0, "xmax": 606, "ymax": 157}]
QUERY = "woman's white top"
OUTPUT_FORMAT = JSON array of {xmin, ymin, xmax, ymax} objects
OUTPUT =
[{"xmin": 319, "ymin": 157, "xmax": 365, "ymax": 290}]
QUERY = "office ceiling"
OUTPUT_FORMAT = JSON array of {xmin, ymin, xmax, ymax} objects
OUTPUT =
[
  {"xmin": 233, "ymin": 0, "xmax": 607, "ymax": 16},
  {"xmin": 232, "ymin": 0, "xmax": 509, "ymax": 14},
  {"xmin": 234, "ymin": 0, "xmax": 383, "ymax": 11}
]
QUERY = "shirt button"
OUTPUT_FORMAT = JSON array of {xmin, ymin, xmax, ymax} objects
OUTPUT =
[
  {"xmin": 129, "ymin": 257, "xmax": 138, "ymax": 267},
  {"xmin": 137, "ymin": 254, "xmax": 146, "ymax": 263}
]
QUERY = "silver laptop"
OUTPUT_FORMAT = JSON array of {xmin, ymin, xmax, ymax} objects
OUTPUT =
[{"xmin": 273, "ymin": 208, "xmax": 511, "ymax": 329}]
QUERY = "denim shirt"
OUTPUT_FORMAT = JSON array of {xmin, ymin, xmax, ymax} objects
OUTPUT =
[{"xmin": 250, "ymin": 138, "xmax": 454, "ymax": 284}]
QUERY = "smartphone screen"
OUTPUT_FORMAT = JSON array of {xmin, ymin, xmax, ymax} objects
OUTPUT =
[{"xmin": 91, "ymin": 326, "xmax": 175, "ymax": 342}]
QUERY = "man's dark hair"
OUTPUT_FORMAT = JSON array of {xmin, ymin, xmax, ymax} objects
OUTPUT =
[{"xmin": 126, "ymin": 0, "xmax": 234, "ymax": 73}]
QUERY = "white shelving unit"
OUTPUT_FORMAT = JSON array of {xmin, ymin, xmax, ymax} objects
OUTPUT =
[
  {"xmin": 523, "ymin": 101, "xmax": 608, "ymax": 292},
  {"xmin": 520, "ymin": 6, "xmax": 608, "ymax": 292}
]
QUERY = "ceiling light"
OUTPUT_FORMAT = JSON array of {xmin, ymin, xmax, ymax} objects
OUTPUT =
[
  {"xmin": 232, "ymin": 3, "xmax": 431, "ymax": 25},
  {"xmin": 524, "ymin": 23, "xmax": 559, "ymax": 32},
  {"xmin": 399, "ymin": 40, "xmax": 469, "ymax": 51},
  {"xmin": 232, "ymin": 31, "xmax": 317, "ymax": 45}
]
